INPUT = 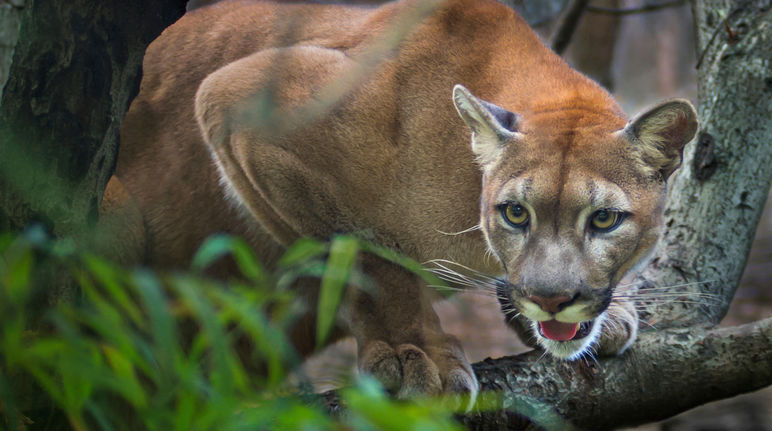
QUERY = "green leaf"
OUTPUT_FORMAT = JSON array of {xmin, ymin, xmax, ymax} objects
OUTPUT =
[
  {"xmin": 360, "ymin": 241, "xmax": 448, "ymax": 291},
  {"xmin": 316, "ymin": 235, "xmax": 359, "ymax": 349},
  {"xmin": 0, "ymin": 368, "xmax": 20, "ymax": 431},
  {"xmin": 0, "ymin": 232, "xmax": 14, "ymax": 254},
  {"xmin": 210, "ymin": 287, "xmax": 298, "ymax": 387},
  {"xmin": 191, "ymin": 235, "xmax": 266, "ymax": 284},
  {"xmin": 132, "ymin": 269, "xmax": 180, "ymax": 378},
  {"xmin": 229, "ymin": 237, "xmax": 266, "ymax": 284},
  {"xmin": 2, "ymin": 246, "xmax": 33, "ymax": 305},
  {"xmin": 173, "ymin": 391, "xmax": 196, "ymax": 431},
  {"xmin": 191, "ymin": 235, "xmax": 234, "ymax": 272},
  {"xmin": 169, "ymin": 276, "xmax": 249, "ymax": 394},
  {"xmin": 275, "ymin": 259, "xmax": 326, "ymax": 291},
  {"xmin": 82, "ymin": 255, "xmax": 144, "ymax": 326},
  {"xmin": 278, "ymin": 238, "xmax": 328, "ymax": 267},
  {"xmin": 101, "ymin": 344, "xmax": 147, "ymax": 407},
  {"xmin": 86, "ymin": 400, "xmax": 117, "ymax": 431}
]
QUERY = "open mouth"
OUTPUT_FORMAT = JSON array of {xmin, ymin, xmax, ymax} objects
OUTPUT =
[{"xmin": 537, "ymin": 319, "xmax": 594, "ymax": 342}]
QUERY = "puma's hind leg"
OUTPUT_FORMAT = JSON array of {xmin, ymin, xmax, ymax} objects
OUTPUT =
[{"xmin": 90, "ymin": 176, "xmax": 147, "ymax": 266}]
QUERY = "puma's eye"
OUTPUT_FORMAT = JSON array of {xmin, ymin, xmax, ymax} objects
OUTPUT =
[
  {"xmin": 590, "ymin": 209, "xmax": 623, "ymax": 232},
  {"xmin": 502, "ymin": 203, "xmax": 529, "ymax": 228}
]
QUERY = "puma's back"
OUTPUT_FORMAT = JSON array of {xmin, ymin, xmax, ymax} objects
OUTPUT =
[
  {"xmin": 117, "ymin": 1, "xmax": 378, "ymax": 268},
  {"xmin": 118, "ymin": 0, "xmax": 624, "ymax": 270}
]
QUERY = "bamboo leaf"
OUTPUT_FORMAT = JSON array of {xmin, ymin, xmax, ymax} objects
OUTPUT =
[
  {"xmin": 316, "ymin": 236, "xmax": 359, "ymax": 349},
  {"xmin": 278, "ymin": 238, "xmax": 328, "ymax": 267},
  {"xmin": 191, "ymin": 235, "xmax": 234, "ymax": 272}
]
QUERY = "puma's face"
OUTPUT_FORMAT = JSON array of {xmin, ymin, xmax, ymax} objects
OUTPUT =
[
  {"xmin": 480, "ymin": 142, "xmax": 667, "ymax": 359},
  {"xmin": 452, "ymin": 85, "xmax": 698, "ymax": 359}
]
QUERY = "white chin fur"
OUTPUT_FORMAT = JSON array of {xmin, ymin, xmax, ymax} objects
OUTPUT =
[{"xmin": 532, "ymin": 311, "xmax": 608, "ymax": 360}]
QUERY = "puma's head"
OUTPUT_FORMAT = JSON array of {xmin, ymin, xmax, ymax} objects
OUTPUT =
[{"xmin": 452, "ymin": 85, "xmax": 698, "ymax": 359}]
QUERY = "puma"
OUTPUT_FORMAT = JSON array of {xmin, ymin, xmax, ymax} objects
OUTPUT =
[{"xmin": 105, "ymin": 0, "xmax": 698, "ymax": 401}]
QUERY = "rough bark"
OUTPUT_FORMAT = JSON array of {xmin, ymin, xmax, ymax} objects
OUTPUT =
[
  {"xmin": 463, "ymin": 318, "xmax": 772, "ymax": 430},
  {"xmin": 631, "ymin": 0, "xmax": 772, "ymax": 328},
  {"xmin": 0, "ymin": 0, "xmax": 24, "ymax": 101},
  {"xmin": 319, "ymin": 319, "xmax": 772, "ymax": 430},
  {"xmin": 0, "ymin": 0, "xmax": 187, "ymax": 236},
  {"xmin": 0, "ymin": 0, "xmax": 186, "ymax": 418}
]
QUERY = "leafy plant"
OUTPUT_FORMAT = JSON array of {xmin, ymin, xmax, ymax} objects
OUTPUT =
[{"xmin": 0, "ymin": 229, "xmax": 463, "ymax": 431}]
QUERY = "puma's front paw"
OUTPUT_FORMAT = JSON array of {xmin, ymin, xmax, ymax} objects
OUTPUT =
[
  {"xmin": 358, "ymin": 337, "xmax": 478, "ymax": 407},
  {"xmin": 597, "ymin": 298, "xmax": 639, "ymax": 356}
]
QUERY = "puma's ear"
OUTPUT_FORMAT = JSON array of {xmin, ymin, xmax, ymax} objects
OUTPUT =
[
  {"xmin": 452, "ymin": 84, "xmax": 519, "ymax": 166},
  {"xmin": 624, "ymin": 99, "xmax": 698, "ymax": 180}
]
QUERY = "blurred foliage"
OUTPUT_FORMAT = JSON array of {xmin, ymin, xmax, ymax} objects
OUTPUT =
[{"xmin": 0, "ymin": 228, "xmax": 467, "ymax": 431}]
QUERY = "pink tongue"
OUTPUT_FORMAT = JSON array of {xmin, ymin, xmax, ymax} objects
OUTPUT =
[{"xmin": 539, "ymin": 320, "xmax": 579, "ymax": 341}]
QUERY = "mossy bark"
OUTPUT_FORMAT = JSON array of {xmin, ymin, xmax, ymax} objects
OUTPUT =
[
  {"xmin": 0, "ymin": 0, "xmax": 187, "ymax": 418},
  {"xmin": 0, "ymin": 0, "xmax": 187, "ymax": 236}
]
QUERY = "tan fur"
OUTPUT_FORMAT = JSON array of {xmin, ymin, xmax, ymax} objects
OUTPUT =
[{"xmin": 106, "ymin": 0, "xmax": 697, "ymax": 400}]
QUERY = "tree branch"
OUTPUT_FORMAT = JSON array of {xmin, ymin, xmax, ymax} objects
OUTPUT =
[
  {"xmin": 550, "ymin": 0, "xmax": 591, "ymax": 55},
  {"xmin": 323, "ymin": 319, "xmax": 772, "ymax": 429},
  {"xmin": 586, "ymin": 0, "xmax": 686, "ymax": 16},
  {"xmin": 464, "ymin": 318, "xmax": 772, "ymax": 429}
]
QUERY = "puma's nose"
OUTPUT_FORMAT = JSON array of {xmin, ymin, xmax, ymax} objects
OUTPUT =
[{"xmin": 528, "ymin": 295, "xmax": 575, "ymax": 314}]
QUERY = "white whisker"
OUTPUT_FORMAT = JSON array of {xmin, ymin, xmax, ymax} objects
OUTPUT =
[
  {"xmin": 435, "ymin": 224, "xmax": 481, "ymax": 236},
  {"xmin": 616, "ymin": 280, "xmax": 716, "ymax": 290},
  {"xmin": 627, "ymin": 291, "xmax": 722, "ymax": 297},
  {"xmin": 534, "ymin": 349, "xmax": 550, "ymax": 365},
  {"xmin": 637, "ymin": 300, "xmax": 722, "ymax": 306},
  {"xmin": 427, "ymin": 284, "xmax": 500, "ymax": 297},
  {"xmin": 429, "ymin": 274, "xmax": 499, "ymax": 292},
  {"xmin": 484, "ymin": 248, "xmax": 495, "ymax": 266},
  {"xmin": 425, "ymin": 259, "xmax": 501, "ymax": 283}
]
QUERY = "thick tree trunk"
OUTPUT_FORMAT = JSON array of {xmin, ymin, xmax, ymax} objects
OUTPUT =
[
  {"xmin": 631, "ymin": 0, "xmax": 772, "ymax": 328},
  {"xmin": 0, "ymin": 0, "xmax": 186, "ymax": 236},
  {"xmin": 0, "ymin": 0, "xmax": 24, "ymax": 101},
  {"xmin": 0, "ymin": 0, "xmax": 187, "ymax": 418}
]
